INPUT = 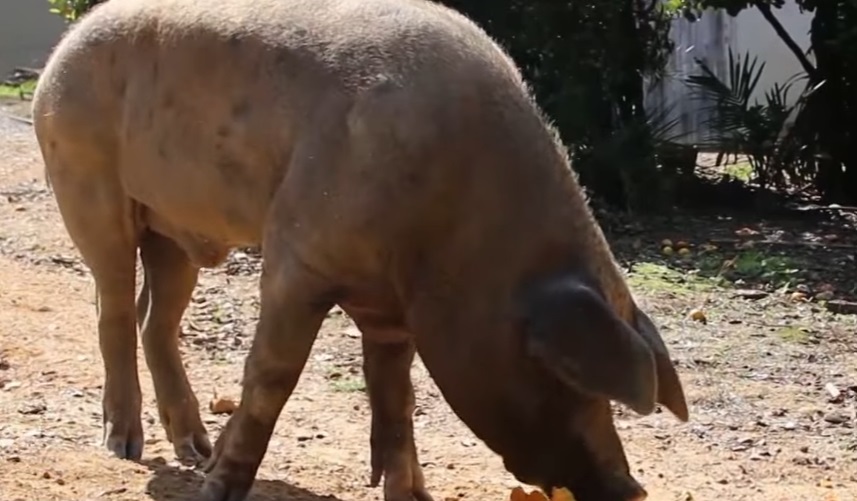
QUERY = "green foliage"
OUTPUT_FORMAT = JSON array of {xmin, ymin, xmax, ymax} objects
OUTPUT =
[
  {"xmin": 672, "ymin": 0, "xmax": 857, "ymax": 203},
  {"xmin": 440, "ymin": 0, "xmax": 678, "ymax": 211},
  {"xmin": 686, "ymin": 49, "xmax": 814, "ymax": 190},
  {"xmin": 668, "ymin": 0, "xmax": 802, "ymax": 19},
  {"xmin": 47, "ymin": 0, "xmax": 102, "ymax": 22}
]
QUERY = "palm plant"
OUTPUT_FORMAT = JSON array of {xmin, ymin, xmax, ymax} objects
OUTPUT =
[{"xmin": 685, "ymin": 48, "xmax": 814, "ymax": 190}]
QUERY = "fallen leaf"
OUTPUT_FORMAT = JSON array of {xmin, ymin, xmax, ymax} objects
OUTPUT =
[
  {"xmin": 689, "ymin": 308, "xmax": 707, "ymax": 324},
  {"xmin": 825, "ymin": 383, "xmax": 842, "ymax": 403},
  {"xmin": 551, "ymin": 487, "xmax": 576, "ymax": 501},
  {"xmin": 790, "ymin": 292, "xmax": 808, "ymax": 303},
  {"xmin": 509, "ymin": 487, "xmax": 549, "ymax": 501},
  {"xmin": 735, "ymin": 227, "xmax": 759, "ymax": 236},
  {"xmin": 209, "ymin": 395, "xmax": 238, "ymax": 415},
  {"xmin": 343, "ymin": 326, "xmax": 361, "ymax": 338}
]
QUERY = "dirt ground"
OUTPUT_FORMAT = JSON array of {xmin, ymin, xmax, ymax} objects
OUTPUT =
[{"xmin": 1, "ymin": 97, "xmax": 856, "ymax": 501}]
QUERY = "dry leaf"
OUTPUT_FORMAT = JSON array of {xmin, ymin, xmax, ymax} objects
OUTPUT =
[
  {"xmin": 689, "ymin": 308, "xmax": 707, "ymax": 324},
  {"xmin": 508, "ymin": 486, "xmax": 576, "ymax": 501},
  {"xmin": 790, "ymin": 292, "xmax": 808, "ymax": 303},
  {"xmin": 825, "ymin": 382, "xmax": 843, "ymax": 403},
  {"xmin": 209, "ymin": 395, "xmax": 238, "ymax": 415},
  {"xmin": 508, "ymin": 487, "xmax": 549, "ymax": 501},
  {"xmin": 735, "ymin": 227, "xmax": 759, "ymax": 236},
  {"xmin": 551, "ymin": 487, "xmax": 576, "ymax": 501}
]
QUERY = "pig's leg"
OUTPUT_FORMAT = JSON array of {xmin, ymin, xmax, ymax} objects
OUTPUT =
[
  {"xmin": 43, "ymin": 147, "xmax": 143, "ymax": 459},
  {"xmin": 200, "ymin": 248, "xmax": 334, "ymax": 501},
  {"xmin": 138, "ymin": 230, "xmax": 211, "ymax": 461},
  {"xmin": 363, "ymin": 338, "xmax": 433, "ymax": 501}
]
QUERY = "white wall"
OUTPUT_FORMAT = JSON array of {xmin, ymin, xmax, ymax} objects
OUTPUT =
[
  {"xmin": 644, "ymin": 0, "xmax": 815, "ymax": 145},
  {"xmin": 727, "ymin": 0, "xmax": 813, "ymax": 106},
  {"xmin": 0, "ymin": 0, "xmax": 67, "ymax": 77}
]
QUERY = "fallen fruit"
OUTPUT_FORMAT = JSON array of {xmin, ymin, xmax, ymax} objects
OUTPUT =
[
  {"xmin": 661, "ymin": 239, "xmax": 673, "ymax": 247},
  {"xmin": 675, "ymin": 240, "xmax": 689, "ymax": 249},
  {"xmin": 662, "ymin": 246, "xmax": 674, "ymax": 256},
  {"xmin": 678, "ymin": 247, "xmax": 691, "ymax": 256}
]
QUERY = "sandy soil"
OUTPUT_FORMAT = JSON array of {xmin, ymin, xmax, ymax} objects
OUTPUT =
[{"xmin": 0, "ymin": 97, "xmax": 855, "ymax": 501}]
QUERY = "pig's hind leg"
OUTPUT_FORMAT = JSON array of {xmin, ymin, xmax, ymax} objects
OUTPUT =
[{"xmin": 362, "ymin": 337, "xmax": 434, "ymax": 501}]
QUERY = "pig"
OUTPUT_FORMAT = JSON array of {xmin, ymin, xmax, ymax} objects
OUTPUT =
[{"xmin": 31, "ymin": 0, "xmax": 689, "ymax": 500}]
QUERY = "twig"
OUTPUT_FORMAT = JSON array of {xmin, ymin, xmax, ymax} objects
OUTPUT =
[
  {"xmin": 0, "ymin": 110, "xmax": 33, "ymax": 126},
  {"xmin": 793, "ymin": 204, "xmax": 857, "ymax": 213},
  {"xmin": 709, "ymin": 238, "xmax": 857, "ymax": 250}
]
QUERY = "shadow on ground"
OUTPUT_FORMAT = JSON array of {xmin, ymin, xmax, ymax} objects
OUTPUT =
[
  {"xmin": 143, "ymin": 459, "xmax": 344, "ymax": 501},
  {"xmin": 597, "ymin": 207, "xmax": 857, "ymax": 307}
]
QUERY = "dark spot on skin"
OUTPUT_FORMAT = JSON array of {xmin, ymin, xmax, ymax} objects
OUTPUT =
[
  {"xmin": 224, "ymin": 205, "xmax": 247, "ymax": 232},
  {"xmin": 231, "ymin": 99, "xmax": 252, "ymax": 119},
  {"xmin": 216, "ymin": 156, "xmax": 246, "ymax": 187},
  {"xmin": 161, "ymin": 92, "xmax": 175, "ymax": 109},
  {"xmin": 405, "ymin": 171, "xmax": 423, "ymax": 188},
  {"xmin": 158, "ymin": 142, "xmax": 169, "ymax": 160},
  {"xmin": 216, "ymin": 125, "xmax": 231, "ymax": 138}
]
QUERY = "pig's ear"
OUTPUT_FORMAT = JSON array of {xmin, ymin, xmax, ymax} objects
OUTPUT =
[
  {"xmin": 633, "ymin": 308, "xmax": 690, "ymax": 422},
  {"xmin": 522, "ymin": 277, "xmax": 658, "ymax": 416}
]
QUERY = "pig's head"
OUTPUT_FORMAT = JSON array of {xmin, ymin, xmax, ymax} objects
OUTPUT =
[{"xmin": 502, "ymin": 271, "xmax": 689, "ymax": 501}]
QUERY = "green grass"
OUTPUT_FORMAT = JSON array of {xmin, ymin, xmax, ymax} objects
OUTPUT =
[
  {"xmin": 628, "ymin": 248, "xmax": 801, "ymax": 297},
  {"xmin": 627, "ymin": 262, "xmax": 717, "ymax": 296},
  {"xmin": 329, "ymin": 377, "xmax": 366, "ymax": 393},
  {"xmin": 723, "ymin": 162, "xmax": 754, "ymax": 183},
  {"xmin": 697, "ymin": 249, "xmax": 800, "ymax": 288},
  {"xmin": 0, "ymin": 79, "xmax": 37, "ymax": 99},
  {"xmin": 776, "ymin": 326, "xmax": 811, "ymax": 344}
]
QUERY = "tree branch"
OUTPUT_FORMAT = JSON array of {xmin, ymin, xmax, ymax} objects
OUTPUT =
[{"xmin": 755, "ymin": 2, "xmax": 817, "ymax": 78}]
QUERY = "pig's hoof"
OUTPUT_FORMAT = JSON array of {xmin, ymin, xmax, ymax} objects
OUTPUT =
[
  {"xmin": 199, "ymin": 422, "xmax": 255, "ymax": 501},
  {"xmin": 199, "ymin": 476, "xmax": 253, "ymax": 501},
  {"xmin": 173, "ymin": 433, "xmax": 213, "ymax": 465},
  {"xmin": 370, "ymin": 456, "xmax": 434, "ymax": 501},
  {"xmin": 385, "ymin": 487, "xmax": 435, "ymax": 501},
  {"xmin": 158, "ymin": 401, "xmax": 213, "ymax": 462},
  {"xmin": 200, "ymin": 464, "xmax": 254, "ymax": 501},
  {"xmin": 103, "ymin": 418, "xmax": 144, "ymax": 460}
]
